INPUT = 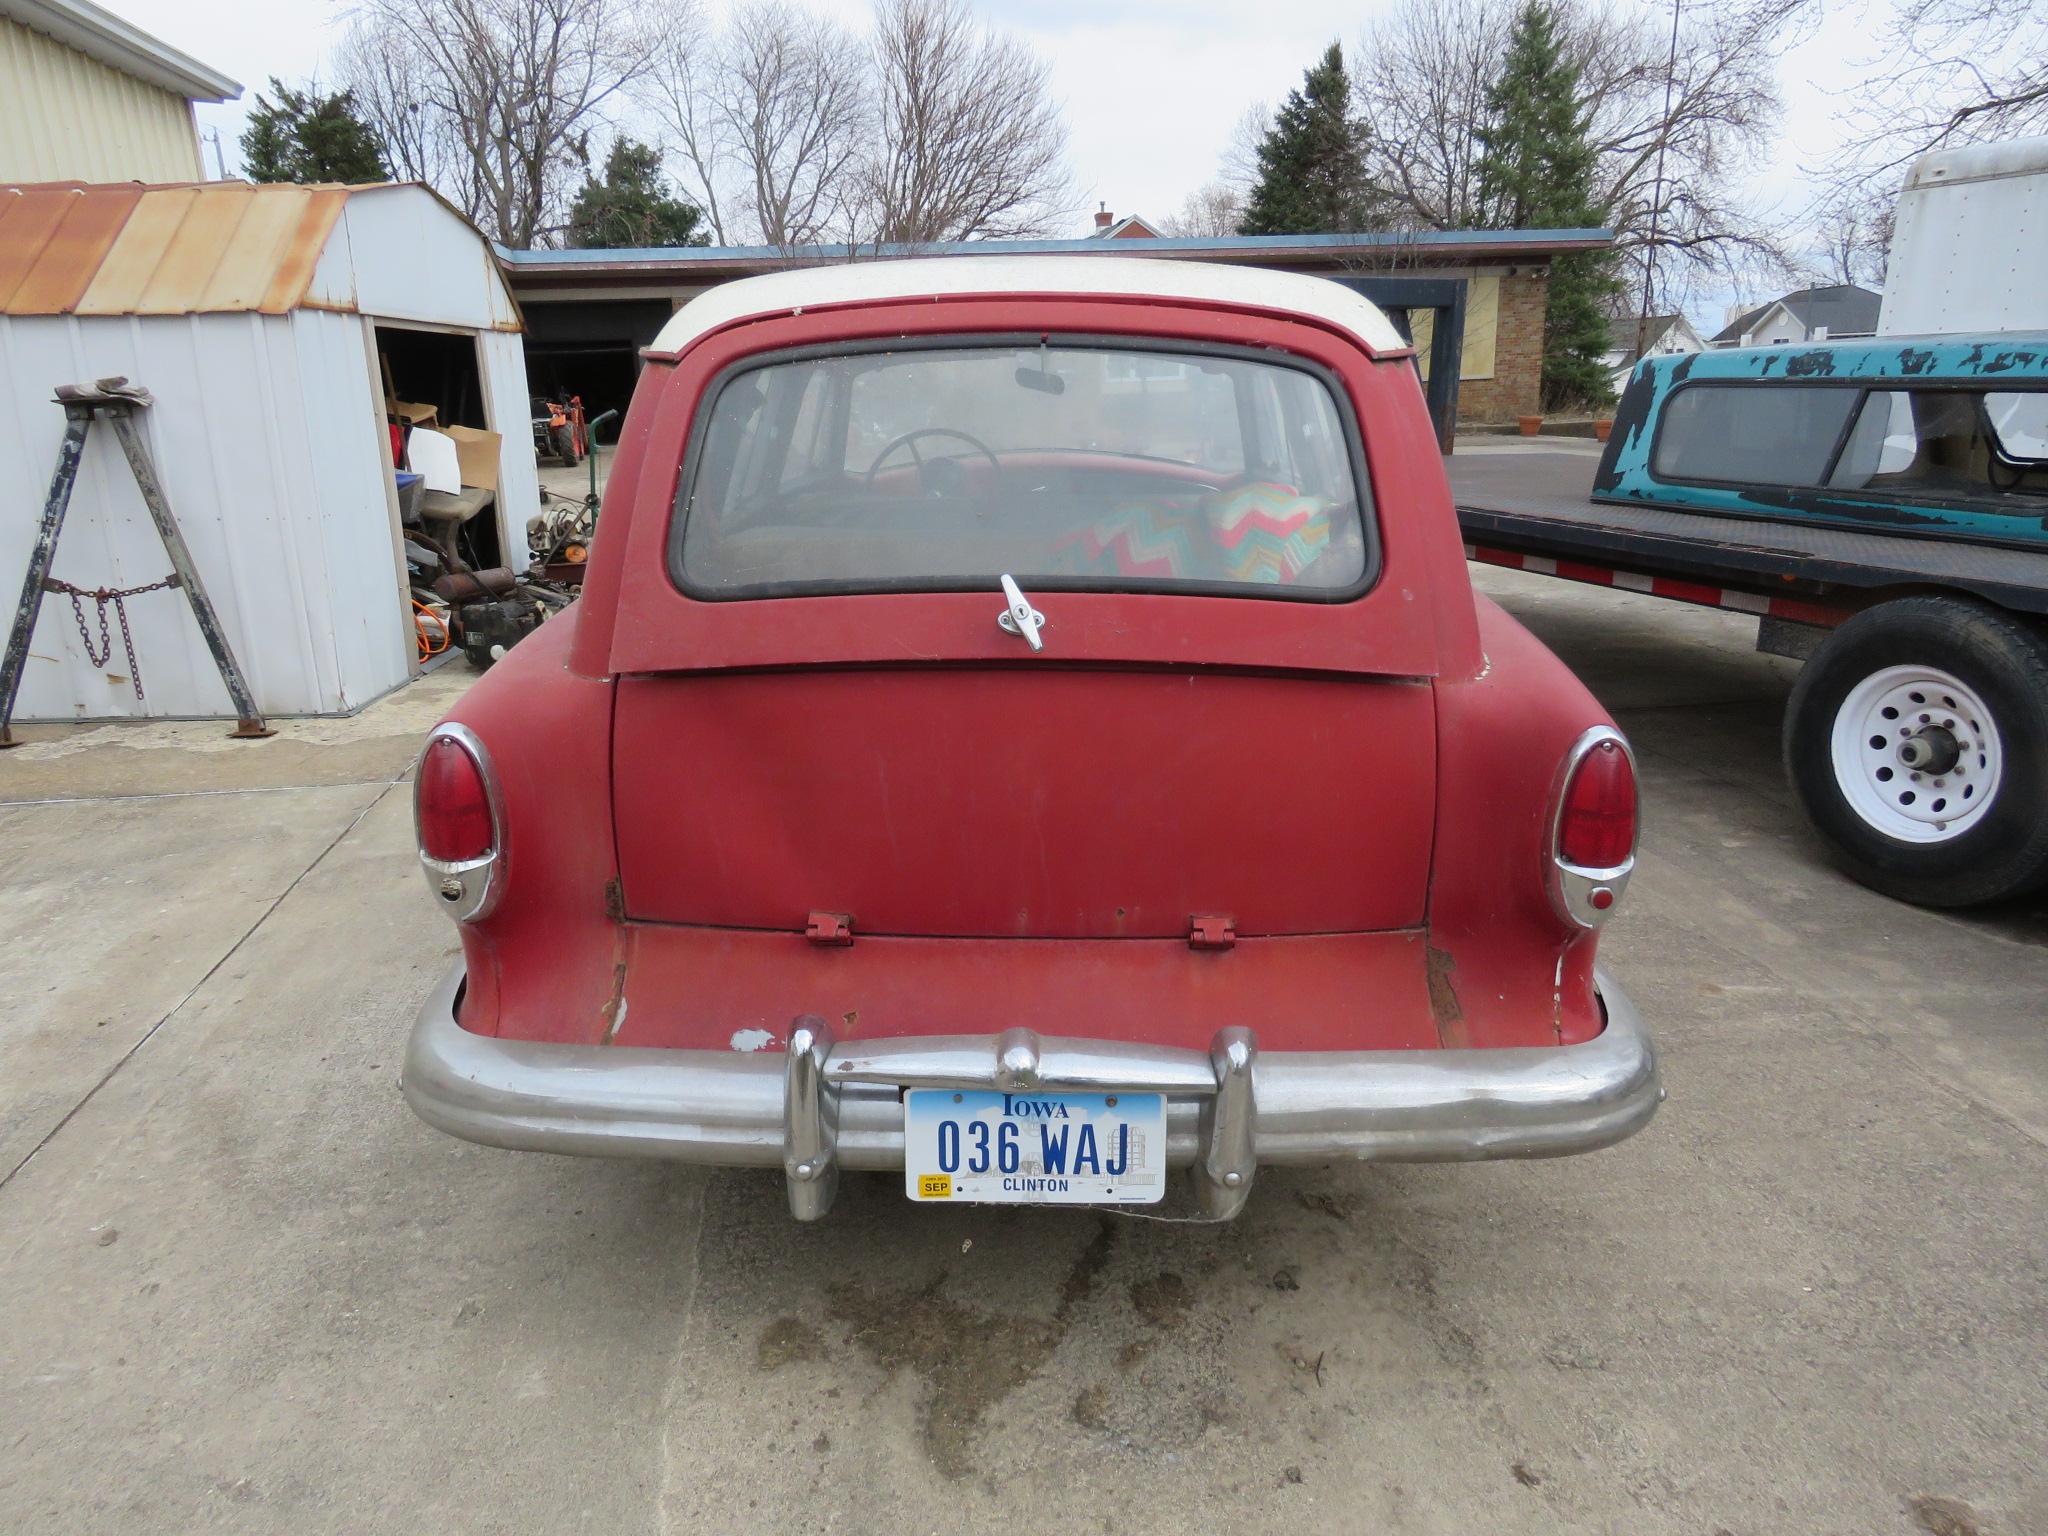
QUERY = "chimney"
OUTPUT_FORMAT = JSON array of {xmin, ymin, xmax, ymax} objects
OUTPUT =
[{"xmin": 1094, "ymin": 202, "xmax": 1113, "ymax": 232}]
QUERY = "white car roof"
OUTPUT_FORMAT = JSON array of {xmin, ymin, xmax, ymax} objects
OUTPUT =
[{"xmin": 647, "ymin": 254, "xmax": 1408, "ymax": 357}]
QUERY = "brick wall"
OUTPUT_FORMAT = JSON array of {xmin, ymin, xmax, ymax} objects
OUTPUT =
[{"xmin": 1459, "ymin": 271, "xmax": 1547, "ymax": 424}]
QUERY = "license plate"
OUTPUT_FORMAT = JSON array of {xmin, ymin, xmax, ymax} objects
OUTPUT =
[{"xmin": 903, "ymin": 1088, "xmax": 1166, "ymax": 1205}]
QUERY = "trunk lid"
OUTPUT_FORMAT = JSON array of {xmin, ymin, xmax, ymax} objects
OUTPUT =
[{"xmin": 612, "ymin": 665, "xmax": 1434, "ymax": 937}]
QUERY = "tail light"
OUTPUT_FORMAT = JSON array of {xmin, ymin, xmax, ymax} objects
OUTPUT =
[
  {"xmin": 1548, "ymin": 727, "xmax": 1637, "ymax": 929},
  {"xmin": 414, "ymin": 724, "xmax": 502, "ymax": 922}
]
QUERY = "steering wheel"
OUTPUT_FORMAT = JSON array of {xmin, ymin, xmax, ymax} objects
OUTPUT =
[{"xmin": 864, "ymin": 427, "xmax": 1003, "ymax": 490}]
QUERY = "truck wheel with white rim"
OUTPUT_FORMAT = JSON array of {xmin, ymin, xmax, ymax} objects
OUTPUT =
[{"xmin": 1785, "ymin": 596, "xmax": 2048, "ymax": 907}]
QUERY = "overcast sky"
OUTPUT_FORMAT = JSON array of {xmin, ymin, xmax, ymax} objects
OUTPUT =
[{"xmin": 114, "ymin": 0, "xmax": 1893, "ymax": 325}]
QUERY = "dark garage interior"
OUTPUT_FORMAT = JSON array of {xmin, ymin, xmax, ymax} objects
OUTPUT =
[{"xmin": 519, "ymin": 297, "xmax": 674, "ymax": 433}]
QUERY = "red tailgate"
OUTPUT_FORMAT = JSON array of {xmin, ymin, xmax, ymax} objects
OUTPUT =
[{"xmin": 613, "ymin": 666, "xmax": 1435, "ymax": 938}]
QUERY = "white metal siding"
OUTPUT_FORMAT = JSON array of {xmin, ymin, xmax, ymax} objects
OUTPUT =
[
  {"xmin": 478, "ymin": 329, "xmax": 540, "ymax": 573},
  {"xmin": 0, "ymin": 18, "xmax": 203, "ymax": 184},
  {"xmin": 0, "ymin": 309, "xmax": 411, "ymax": 720},
  {"xmin": 1880, "ymin": 138, "xmax": 2047, "ymax": 335},
  {"xmin": 311, "ymin": 188, "xmax": 525, "ymax": 332}
]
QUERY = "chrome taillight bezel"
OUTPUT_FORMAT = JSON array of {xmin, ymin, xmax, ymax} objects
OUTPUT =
[
  {"xmin": 1546, "ymin": 724, "xmax": 1638, "ymax": 930},
  {"xmin": 414, "ymin": 722, "xmax": 504, "ymax": 924}
]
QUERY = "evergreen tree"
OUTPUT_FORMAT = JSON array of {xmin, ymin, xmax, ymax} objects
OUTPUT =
[
  {"xmin": 239, "ymin": 79, "xmax": 389, "ymax": 184},
  {"xmin": 1473, "ymin": 2, "xmax": 1621, "ymax": 409},
  {"xmin": 1237, "ymin": 44, "xmax": 1380, "ymax": 235},
  {"xmin": 567, "ymin": 140, "xmax": 711, "ymax": 249}
]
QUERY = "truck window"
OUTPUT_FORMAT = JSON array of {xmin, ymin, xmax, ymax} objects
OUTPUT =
[
  {"xmin": 1651, "ymin": 384, "xmax": 1859, "ymax": 487},
  {"xmin": 1986, "ymin": 392, "xmax": 2048, "ymax": 464},
  {"xmin": 675, "ymin": 342, "xmax": 1372, "ymax": 598},
  {"xmin": 1829, "ymin": 388, "xmax": 2048, "ymax": 499},
  {"xmin": 1828, "ymin": 391, "xmax": 1919, "ymax": 489}
]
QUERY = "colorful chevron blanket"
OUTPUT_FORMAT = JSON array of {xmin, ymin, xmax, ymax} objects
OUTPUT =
[{"xmin": 1049, "ymin": 483, "xmax": 1331, "ymax": 584}]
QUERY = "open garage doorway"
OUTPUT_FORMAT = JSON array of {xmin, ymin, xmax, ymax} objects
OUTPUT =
[
  {"xmin": 519, "ymin": 297, "xmax": 675, "ymax": 448},
  {"xmin": 375, "ymin": 321, "xmax": 506, "ymax": 572}
]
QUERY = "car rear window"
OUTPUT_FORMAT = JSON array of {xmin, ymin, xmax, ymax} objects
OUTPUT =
[{"xmin": 673, "ymin": 341, "xmax": 1372, "ymax": 599}]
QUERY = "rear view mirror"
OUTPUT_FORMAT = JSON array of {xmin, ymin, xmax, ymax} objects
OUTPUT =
[{"xmin": 1015, "ymin": 366, "xmax": 1066, "ymax": 396}]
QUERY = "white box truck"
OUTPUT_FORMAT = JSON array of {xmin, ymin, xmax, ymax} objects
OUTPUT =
[{"xmin": 1880, "ymin": 136, "xmax": 2048, "ymax": 335}]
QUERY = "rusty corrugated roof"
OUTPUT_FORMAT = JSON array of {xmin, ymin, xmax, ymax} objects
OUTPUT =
[{"xmin": 0, "ymin": 180, "xmax": 353, "ymax": 315}]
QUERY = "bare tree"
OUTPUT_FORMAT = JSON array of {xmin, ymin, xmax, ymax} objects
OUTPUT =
[
  {"xmin": 637, "ymin": 1, "xmax": 868, "ymax": 249},
  {"xmin": 1218, "ymin": 102, "xmax": 1269, "ymax": 198},
  {"xmin": 1162, "ymin": 181, "xmax": 1243, "ymax": 239},
  {"xmin": 864, "ymin": 0, "xmax": 1071, "ymax": 244},
  {"xmin": 1802, "ymin": 185, "xmax": 1895, "ymax": 288},
  {"xmin": 1351, "ymin": 0, "xmax": 1513, "ymax": 232},
  {"xmin": 341, "ymin": 0, "xmax": 658, "ymax": 248},
  {"xmin": 720, "ymin": 3, "xmax": 869, "ymax": 249},
  {"xmin": 1574, "ymin": 0, "xmax": 1798, "ymax": 310},
  {"xmin": 1347, "ymin": 0, "xmax": 1793, "ymax": 312},
  {"xmin": 336, "ymin": 25, "xmax": 456, "ymax": 189},
  {"xmin": 1839, "ymin": 0, "xmax": 2048, "ymax": 172},
  {"xmin": 638, "ymin": 0, "xmax": 730, "ymax": 243}
]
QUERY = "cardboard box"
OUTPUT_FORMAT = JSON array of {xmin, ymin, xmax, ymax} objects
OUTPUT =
[
  {"xmin": 389, "ymin": 399, "xmax": 441, "ymax": 429},
  {"xmin": 440, "ymin": 424, "xmax": 502, "ymax": 493}
]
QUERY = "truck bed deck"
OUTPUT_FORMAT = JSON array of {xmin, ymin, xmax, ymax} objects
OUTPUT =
[{"xmin": 1448, "ymin": 446, "xmax": 2048, "ymax": 617}]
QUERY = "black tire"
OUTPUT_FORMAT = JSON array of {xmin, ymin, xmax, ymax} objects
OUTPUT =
[
  {"xmin": 1784, "ymin": 596, "xmax": 2048, "ymax": 907},
  {"xmin": 551, "ymin": 424, "xmax": 580, "ymax": 467}
]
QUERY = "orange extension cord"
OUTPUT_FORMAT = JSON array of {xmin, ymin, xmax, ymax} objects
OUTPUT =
[{"xmin": 413, "ymin": 599, "xmax": 449, "ymax": 662}]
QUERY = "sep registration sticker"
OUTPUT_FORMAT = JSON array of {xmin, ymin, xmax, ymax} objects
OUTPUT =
[{"xmin": 903, "ymin": 1089, "xmax": 1166, "ymax": 1205}]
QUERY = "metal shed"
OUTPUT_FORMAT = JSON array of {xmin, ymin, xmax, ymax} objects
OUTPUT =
[{"xmin": 0, "ymin": 179, "xmax": 538, "ymax": 721}]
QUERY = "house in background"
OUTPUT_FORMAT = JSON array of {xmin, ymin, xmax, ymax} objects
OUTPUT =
[
  {"xmin": 0, "ymin": 0, "xmax": 239, "ymax": 183},
  {"xmin": 1603, "ymin": 312, "xmax": 1705, "ymax": 396},
  {"xmin": 1711, "ymin": 283, "xmax": 1882, "ymax": 348},
  {"xmin": 1090, "ymin": 206, "xmax": 1165, "ymax": 238}
]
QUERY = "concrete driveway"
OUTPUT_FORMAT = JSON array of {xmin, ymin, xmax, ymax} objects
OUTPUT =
[{"xmin": 2, "ymin": 571, "xmax": 2042, "ymax": 1536}]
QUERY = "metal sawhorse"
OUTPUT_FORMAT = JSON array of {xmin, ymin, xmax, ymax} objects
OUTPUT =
[{"xmin": 1, "ymin": 378, "xmax": 271, "ymax": 747}]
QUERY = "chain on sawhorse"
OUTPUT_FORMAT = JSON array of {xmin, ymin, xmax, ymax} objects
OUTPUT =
[
  {"xmin": 1, "ymin": 379, "xmax": 272, "ymax": 746},
  {"xmin": 44, "ymin": 574, "xmax": 180, "ymax": 701}
]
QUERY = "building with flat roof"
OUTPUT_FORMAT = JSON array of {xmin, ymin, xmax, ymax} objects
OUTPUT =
[{"xmin": 499, "ymin": 225, "xmax": 1614, "ymax": 442}]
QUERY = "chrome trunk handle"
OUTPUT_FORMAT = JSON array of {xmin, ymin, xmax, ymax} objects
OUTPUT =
[{"xmin": 996, "ymin": 573, "xmax": 1045, "ymax": 651}]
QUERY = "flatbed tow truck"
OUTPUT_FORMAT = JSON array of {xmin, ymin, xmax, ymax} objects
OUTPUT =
[
  {"xmin": 1451, "ymin": 444, "xmax": 2048, "ymax": 648},
  {"xmin": 1448, "ymin": 442, "xmax": 2048, "ymax": 906}
]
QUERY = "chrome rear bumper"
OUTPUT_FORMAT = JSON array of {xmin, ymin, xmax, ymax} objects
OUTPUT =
[{"xmin": 401, "ymin": 963, "xmax": 1661, "ymax": 1220}]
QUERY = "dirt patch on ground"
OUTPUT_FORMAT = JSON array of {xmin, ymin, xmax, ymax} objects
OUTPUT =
[
  {"xmin": 1904, "ymin": 1495, "xmax": 1981, "ymax": 1536},
  {"xmin": 756, "ymin": 1316, "xmax": 824, "ymax": 1370},
  {"xmin": 1129, "ymin": 1271, "xmax": 1192, "ymax": 1330},
  {"xmin": 1070, "ymin": 1381, "xmax": 1111, "ymax": 1431},
  {"xmin": 828, "ymin": 1218, "xmax": 1116, "ymax": 1479}
]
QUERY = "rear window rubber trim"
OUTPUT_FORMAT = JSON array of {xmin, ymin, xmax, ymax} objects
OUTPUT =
[{"xmin": 664, "ymin": 331, "xmax": 1384, "ymax": 606}]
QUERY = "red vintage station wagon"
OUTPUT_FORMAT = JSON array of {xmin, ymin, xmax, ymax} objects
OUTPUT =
[{"xmin": 401, "ymin": 257, "xmax": 1661, "ymax": 1219}]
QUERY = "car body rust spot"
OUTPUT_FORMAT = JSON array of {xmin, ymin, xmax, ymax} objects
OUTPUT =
[{"xmin": 1425, "ymin": 944, "xmax": 1468, "ymax": 1047}]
